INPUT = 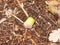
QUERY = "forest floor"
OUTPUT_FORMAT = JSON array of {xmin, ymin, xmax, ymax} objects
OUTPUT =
[{"xmin": 0, "ymin": 0, "xmax": 59, "ymax": 45}]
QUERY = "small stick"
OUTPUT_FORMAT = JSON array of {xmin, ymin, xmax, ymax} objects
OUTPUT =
[
  {"xmin": 12, "ymin": 15, "xmax": 24, "ymax": 23},
  {"xmin": 23, "ymin": 29, "xmax": 27, "ymax": 41},
  {"xmin": 36, "ymin": 21, "xmax": 39, "ymax": 25},
  {"xmin": 0, "ymin": 18, "xmax": 7, "ymax": 24},
  {"xmin": 34, "ymin": 30, "xmax": 40, "ymax": 37},
  {"xmin": 16, "ymin": 0, "xmax": 29, "ymax": 17},
  {"xmin": 0, "ymin": 14, "xmax": 24, "ymax": 24},
  {"xmin": 30, "ymin": 38, "xmax": 37, "ymax": 45},
  {"xmin": 11, "ymin": 30, "xmax": 22, "ymax": 37}
]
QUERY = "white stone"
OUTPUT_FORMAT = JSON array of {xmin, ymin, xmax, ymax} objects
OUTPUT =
[{"xmin": 48, "ymin": 29, "xmax": 60, "ymax": 42}]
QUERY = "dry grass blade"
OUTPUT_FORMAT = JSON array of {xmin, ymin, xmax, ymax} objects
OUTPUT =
[
  {"xmin": 16, "ymin": 0, "xmax": 29, "ymax": 17},
  {"xmin": 12, "ymin": 15, "xmax": 24, "ymax": 23}
]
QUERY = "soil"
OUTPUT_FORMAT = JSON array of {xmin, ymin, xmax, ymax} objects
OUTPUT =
[{"xmin": 0, "ymin": 0, "xmax": 59, "ymax": 45}]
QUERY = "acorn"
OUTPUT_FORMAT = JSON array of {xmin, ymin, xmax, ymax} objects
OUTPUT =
[{"xmin": 23, "ymin": 17, "xmax": 35, "ymax": 28}]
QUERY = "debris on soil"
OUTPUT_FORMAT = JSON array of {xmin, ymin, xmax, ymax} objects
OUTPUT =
[
  {"xmin": 0, "ymin": 0, "xmax": 59, "ymax": 45},
  {"xmin": 45, "ymin": 0, "xmax": 60, "ymax": 17}
]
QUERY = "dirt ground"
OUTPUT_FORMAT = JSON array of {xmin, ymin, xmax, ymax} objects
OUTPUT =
[{"xmin": 0, "ymin": 0, "xmax": 59, "ymax": 45}]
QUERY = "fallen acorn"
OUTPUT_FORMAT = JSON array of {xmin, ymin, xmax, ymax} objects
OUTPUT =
[{"xmin": 23, "ymin": 17, "xmax": 35, "ymax": 28}]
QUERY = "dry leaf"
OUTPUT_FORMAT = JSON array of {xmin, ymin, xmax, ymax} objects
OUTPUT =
[
  {"xmin": 45, "ymin": 0, "xmax": 60, "ymax": 17},
  {"xmin": 45, "ymin": 0, "xmax": 59, "ymax": 6}
]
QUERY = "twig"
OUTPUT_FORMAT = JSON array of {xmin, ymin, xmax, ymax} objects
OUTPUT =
[
  {"xmin": 34, "ymin": 30, "xmax": 40, "ymax": 37},
  {"xmin": 16, "ymin": 0, "xmax": 29, "ymax": 17},
  {"xmin": 46, "ymin": 15, "xmax": 57, "ymax": 26},
  {"xmin": 30, "ymin": 38, "xmax": 37, "ymax": 45},
  {"xmin": 0, "ymin": 14, "xmax": 24, "ymax": 24},
  {"xmin": 0, "ymin": 18, "xmax": 7, "ymax": 24},
  {"xmin": 22, "ymin": 29, "xmax": 27, "ymax": 42},
  {"xmin": 36, "ymin": 21, "xmax": 39, "ymax": 25},
  {"xmin": 12, "ymin": 15, "xmax": 24, "ymax": 23},
  {"xmin": 11, "ymin": 30, "xmax": 22, "ymax": 37}
]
